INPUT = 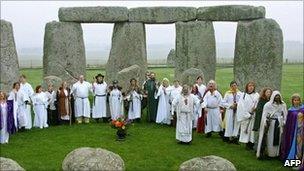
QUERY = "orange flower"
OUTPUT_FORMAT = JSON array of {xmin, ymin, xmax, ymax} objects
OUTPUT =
[{"xmin": 115, "ymin": 121, "xmax": 123, "ymax": 128}]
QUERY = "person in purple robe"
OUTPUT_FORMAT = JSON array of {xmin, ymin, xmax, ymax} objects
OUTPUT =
[
  {"xmin": 281, "ymin": 93, "xmax": 304, "ymax": 170},
  {"xmin": 0, "ymin": 91, "xmax": 16, "ymax": 144}
]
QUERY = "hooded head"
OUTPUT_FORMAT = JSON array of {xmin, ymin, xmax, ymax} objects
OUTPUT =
[{"xmin": 269, "ymin": 91, "xmax": 284, "ymax": 105}]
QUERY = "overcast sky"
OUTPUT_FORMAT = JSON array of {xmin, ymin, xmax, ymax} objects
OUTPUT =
[{"xmin": 1, "ymin": 1, "xmax": 303, "ymax": 51}]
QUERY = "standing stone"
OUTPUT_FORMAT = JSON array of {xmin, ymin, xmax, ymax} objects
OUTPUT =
[
  {"xmin": 175, "ymin": 21, "xmax": 216, "ymax": 83},
  {"xmin": 43, "ymin": 21, "xmax": 86, "ymax": 86},
  {"xmin": 62, "ymin": 147, "xmax": 125, "ymax": 171},
  {"xmin": 180, "ymin": 68, "xmax": 204, "ymax": 86},
  {"xmin": 234, "ymin": 18, "xmax": 283, "ymax": 92},
  {"xmin": 197, "ymin": 5, "xmax": 265, "ymax": 21},
  {"xmin": 59, "ymin": 7, "xmax": 129, "ymax": 23},
  {"xmin": 117, "ymin": 65, "xmax": 142, "ymax": 93},
  {"xmin": 166, "ymin": 49, "xmax": 175, "ymax": 67},
  {"xmin": 0, "ymin": 157, "xmax": 25, "ymax": 171},
  {"xmin": 129, "ymin": 7, "xmax": 197, "ymax": 24},
  {"xmin": 106, "ymin": 22, "xmax": 147, "ymax": 87},
  {"xmin": 0, "ymin": 20, "xmax": 20, "ymax": 94},
  {"xmin": 179, "ymin": 155, "xmax": 236, "ymax": 171}
]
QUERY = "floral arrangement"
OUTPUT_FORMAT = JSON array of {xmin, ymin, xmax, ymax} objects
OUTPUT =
[{"xmin": 110, "ymin": 115, "xmax": 130, "ymax": 131}]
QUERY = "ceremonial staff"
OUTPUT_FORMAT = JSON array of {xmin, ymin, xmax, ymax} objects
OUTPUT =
[{"xmin": 69, "ymin": 84, "xmax": 73, "ymax": 126}]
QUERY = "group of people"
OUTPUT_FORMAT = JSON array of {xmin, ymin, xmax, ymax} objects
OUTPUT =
[
  {"xmin": 170, "ymin": 78, "xmax": 303, "ymax": 170},
  {"xmin": 0, "ymin": 72, "xmax": 303, "ymax": 169}
]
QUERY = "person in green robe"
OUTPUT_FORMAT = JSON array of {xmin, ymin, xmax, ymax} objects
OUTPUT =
[
  {"xmin": 143, "ymin": 72, "xmax": 158, "ymax": 122},
  {"xmin": 252, "ymin": 87, "xmax": 272, "ymax": 151}
]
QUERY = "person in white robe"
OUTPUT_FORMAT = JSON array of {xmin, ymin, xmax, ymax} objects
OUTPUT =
[
  {"xmin": 171, "ymin": 85, "xmax": 201, "ymax": 144},
  {"xmin": 71, "ymin": 75, "xmax": 93, "ymax": 124},
  {"xmin": 155, "ymin": 78, "xmax": 173, "ymax": 125},
  {"xmin": 45, "ymin": 84, "xmax": 57, "ymax": 125},
  {"xmin": 19, "ymin": 74, "xmax": 34, "ymax": 129},
  {"xmin": 109, "ymin": 80, "xmax": 124, "ymax": 120},
  {"xmin": 169, "ymin": 80, "xmax": 182, "ymax": 127},
  {"xmin": 195, "ymin": 76, "xmax": 207, "ymax": 133},
  {"xmin": 195, "ymin": 76, "xmax": 207, "ymax": 97},
  {"xmin": 92, "ymin": 74, "xmax": 107, "ymax": 122},
  {"xmin": 191, "ymin": 85, "xmax": 202, "ymax": 129},
  {"xmin": 126, "ymin": 78, "xmax": 143, "ymax": 121},
  {"xmin": 221, "ymin": 81, "xmax": 242, "ymax": 143},
  {"xmin": 169, "ymin": 80, "xmax": 183, "ymax": 103},
  {"xmin": 7, "ymin": 82, "xmax": 27, "ymax": 131},
  {"xmin": 202, "ymin": 80, "xmax": 223, "ymax": 138},
  {"xmin": 33, "ymin": 85, "xmax": 49, "ymax": 129},
  {"xmin": 256, "ymin": 91, "xmax": 287, "ymax": 158},
  {"xmin": 236, "ymin": 81, "xmax": 260, "ymax": 150}
]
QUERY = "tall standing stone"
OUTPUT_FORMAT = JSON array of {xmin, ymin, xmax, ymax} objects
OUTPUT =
[
  {"xmin": 0, "ymin": 20, "xmax": 20, "ymax": 93},
  {"xmin": 43, "ymin": 21, "xmax": 86, "ymax": 85},
  {"xmin": 175, "ymin": 21, "xmax": 216, "ymax": 83},
  {"xmin": 234, "ymin": 18, "xmax": 283, "ymax": 92},
  {"xmin": 106, "ymin": 22, "xmax": 147, "ymax": 86}
]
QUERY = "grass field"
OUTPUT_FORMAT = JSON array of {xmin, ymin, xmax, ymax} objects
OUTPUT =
[{"xmin": 0, "ymin": 64, "xmax": 302, "ymax": 171}]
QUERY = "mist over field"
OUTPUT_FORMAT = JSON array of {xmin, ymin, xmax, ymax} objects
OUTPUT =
[{"xmin": 18, "ymin": 41, "xmax": 303, "ymax": 67}]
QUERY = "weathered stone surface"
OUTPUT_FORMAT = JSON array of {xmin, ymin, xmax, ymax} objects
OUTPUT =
[
  {"xmin": 117, "ymin": 65, "xmax": 142, "ymax": 93},
  {"xmin": 0, "ymin": 157, "xmax": 25, "ymax": 171},
  {"xmin": 106, "ymin": 22, "xmax": 147, "ymax": 87},
  {"xmin": 41, "ymin": 75, "xmax": 62, "ymax": 91},
  {"xmin": 166, "ymin": 49, "xmax": 175, "ymax": 67},
  {"xmin": 175, "ymin": 21, "xmax": 216, "ymax": 83},
  {"xmin": 179, "ymin": 155, "xmax": 236, "ymax": 171},
  {"xmin": 129, "ymin": 7, "xmax": 197, "ymax": 24},
  {"xmin": 234, "ymin": 18, "xmax": 283, "ymax": 92},
  {"xmin": 62, "ymin": 147, "xmax": 125, "ymax": 171},
  {"xmin": 0, "ymin": 20, "xmax": 20, "ymax": 94},
  {"xmin": 43, "ymin": 21, "xmax": 85, "ymax": 86},
  {"xmin": 197, "ymin": 5, "xmax": 265, "ymax": 21},
  {"xmin": 58, "ymin": 7, "xmax": 129, "ymax": 23},
  {"xmin": 180, "ymin": 68, "xmax": 204, "ymax": 86}
]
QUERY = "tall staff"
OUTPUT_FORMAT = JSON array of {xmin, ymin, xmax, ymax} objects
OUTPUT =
[{"xmin": 69, "ymin": 84, "xmax": 73, "ymax": 126}]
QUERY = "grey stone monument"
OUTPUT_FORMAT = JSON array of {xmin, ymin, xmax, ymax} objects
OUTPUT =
[
  {"xmin": 59, "ymin": 7, "xmax": 129, "ymax": 23},
  {"xmin": 234, "ymin": 18, "xmax": 283, "ymax": 92},
  {"xmin": 129, "ymin": 7, "xmax": 197, "ymax": 24},
  {"xmin": 0, "ymin": 19, "xmax": 20, "ymax": 93},
  {"xmin": 175, "ymin": 21, "xmax": 216, "ymax": 83},
  {"xmin": 105, "ymin": 22, "xmax": 147, "ymax": 86},
  {"xmin": 197, "ymin": 5, "xmax": 265, "ymax": 21},
  {"xmin": 43, "ymin": 21, "xmax": 86, "ymax": 85}
]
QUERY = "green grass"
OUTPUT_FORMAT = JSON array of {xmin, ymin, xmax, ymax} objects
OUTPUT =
[
  {"xmin": 1, "ymin": 64, "xmax": 302, "ymax": 171},
  {"xmin": 0, "ymin": 123, "xmax": 291, "ymax": 171}
]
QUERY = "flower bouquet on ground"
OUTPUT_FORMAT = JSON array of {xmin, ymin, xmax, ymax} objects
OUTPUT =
[{"xmin": 110, "ymin": 115, "xmax": 131, "ymax": 140}]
